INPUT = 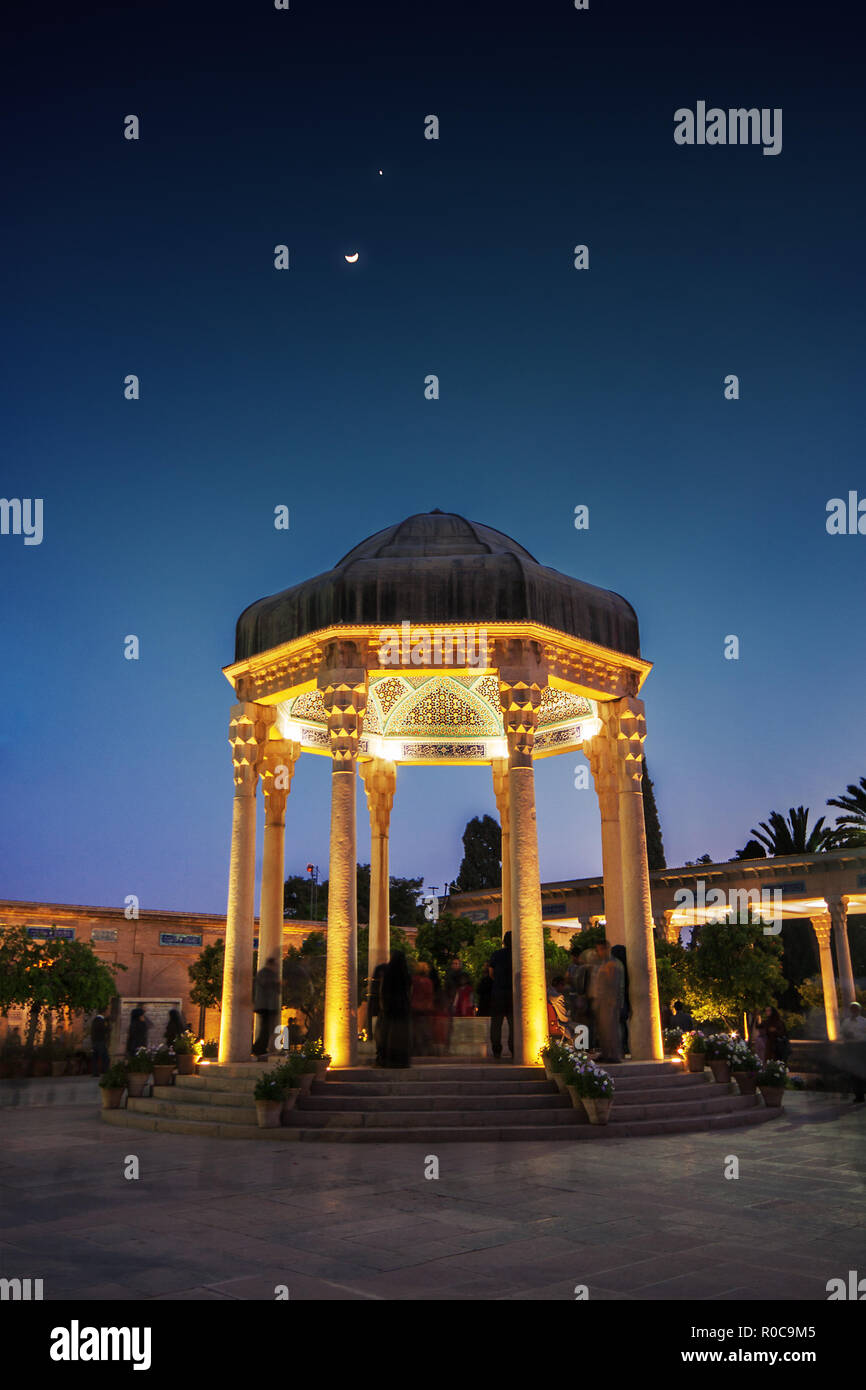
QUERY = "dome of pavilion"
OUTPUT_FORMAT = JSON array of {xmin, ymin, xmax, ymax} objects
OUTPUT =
[{"xmin": 235, "ymin": 510, "xmax": 641, "ymax": 660}]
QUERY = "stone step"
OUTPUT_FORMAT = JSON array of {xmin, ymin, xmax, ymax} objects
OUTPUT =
[
  {"xmin": 609, "ymin": 1093, "xmax": 760, "ymax": 1122},
  {"xmin": 153, "ymin": 1085, "xmax": 254, "ymax": 1109},
  {"xmin": 284, "ymin": 1106, "xmax": 583, "ymax": 1129},
  {"xmin": 297, "ymin": 1092, "xmax": 570, "ymax": 1113},
  {"xmin": 102, "ymin": 1106, "xmax": 782, "ymax": 1142},
  {"xmin": 322, "ymin": 1079, "xmax": 557, "ymax": 1096},
  {"xmin": 130, "ymin": 1096, "xmax": 257, "ymax": 1125},
  {"xmin": 176, "ymin": 1074, "xmax": 261, "ymax": 1093},
  {"xmin": 326, "ymin": 1065, "xmax": 546, "ymax": 1082}
]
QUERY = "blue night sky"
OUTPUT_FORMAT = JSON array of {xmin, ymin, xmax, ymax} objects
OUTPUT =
[{"xmin": 1, "ymin": 0, "xmax": 863, "ymax": 915}]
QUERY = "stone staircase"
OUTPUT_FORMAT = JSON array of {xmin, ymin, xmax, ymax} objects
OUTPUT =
[{"xmin": 101, "ymin": 1059, "xmax": 783, "ymax": 1142}]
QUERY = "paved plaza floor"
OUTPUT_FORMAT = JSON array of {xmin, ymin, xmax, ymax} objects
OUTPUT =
[{"xmin": 1, "ymin": 1085, "xmax": 863, "ymax": 1301}]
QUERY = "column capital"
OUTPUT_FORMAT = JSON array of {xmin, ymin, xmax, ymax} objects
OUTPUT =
[
  {"xmin": 599, "ymin": 695, "xmax": 646, "ymax": 792},
  {"xmin": 260, "ymin": 737, "xmax": 300, "ymax": 823},
  {"xmin": 360, "ymin": 757, "xmax": 396, "ymax": 836},
  {"xmin": 811, "ymin": 912, "xmax": 832, "ymax": 946},
  {"xmin": 498, "ymin": 651, "xmax": 547, "ymax": 767},
  {"xmin": 825, "ymin": 894, "xmax": 850, "ymax": 916},
  {"xmin": 228, "ymin": 702, "xmax": 276, "ymax": 796},
  {"xmin": 318, "ymin": 654, "xmax": 367, "ymax": 763}
]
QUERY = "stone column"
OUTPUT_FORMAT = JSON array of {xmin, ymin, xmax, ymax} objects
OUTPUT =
[
  {"xmin": 491, "ymin": 758, "xmax": 512, "ymax": 940},
  {"xmin": 320, "ymin": 648, "xmax": 366, "ymax": 1068},
  {"xmin": 499, "ymin": 642, "xmax": 548, "ymax": 1066},
  {"xmin": 601, "ymin": 697, "xmax": 663, "ymax": 1061},
  {"xmin": 257, "ymin": 738, "xmax": 300, "ymax": 1053},
  {"xmin": 811, "ymin": 913, "xmax": 839, "ymax": 1041},
  {"xmin": 586, "ymin": 733, "xmax": 626, "ymax": 949},
  {"xmin": 827, "ymin": 895, "xmax": 856, "ymax": 1009},
  {"xmin": 360, "ymin": 757, "xmax": 396, "ymax": 986},
  {"xmin": 219, "ymin": 702, "xmax": 275, "ymax": 1064}
]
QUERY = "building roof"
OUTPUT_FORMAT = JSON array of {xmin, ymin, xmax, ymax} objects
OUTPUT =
[{"xmin": 235, "ymin": 510, "xmax": 641, "ymax": 660}]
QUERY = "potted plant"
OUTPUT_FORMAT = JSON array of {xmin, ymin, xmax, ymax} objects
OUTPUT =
[
  {"xmin": 562, "ymin": 1050, "xmax": 591, "ymax": 1122},
  {"xmin": 126, "ymin": 1046, "xmax": 153, "ymax": 1097},
  {"xmin": 704, "ymin": 1033, "xmax": 735, "ymax": 1083},
  {"xmin": 151, "ymin": 1046, "xmax": 176, "ymax": 1087},
  {"xmin": 99, "ymin": 1061, "xmax": 128, "ymax": 1109},
  {"xmin": 663, "ymin": 1027, "xmax": 683, "ymax": 1056},
  {"xmin": 757, "ymin": 1059, "xmax": 787, "ymax": 1107},
  {"xmin": 300, "ymin": 1038, "xmax": 331, "ymax": 1079},
  {"xmin": 273, "ymin": 1057, "xmax": 303, "ymax": 1122},
  {"xmin": 570, "ymin": 1058, "xmax": 615, "ymax": 1124},
  {"xmin": 201, "ymin": 1039, "xmax": 219, "ymax": 1060},
  {"xmin": 539, "ymin": 1038, "xmax": 567, "ymax": 1082},
  {"xmin": 254, "ymin": 1071, "xmax": 286, "ymax": 1128},
  {"xmin": 173, "ymin": 1031, "xmax": 202, "ymax": 1075},
  {"xmin": 680, "ymin": 1030, "xmax": 707, "ymax": 1073},
  {"xmin": 730, "ymin": 1040, "xmax": 760, "ymax": 1095},
  {"xmin": 295, "ymin": 1054, "xmax": 318, "ymax": 1093}
]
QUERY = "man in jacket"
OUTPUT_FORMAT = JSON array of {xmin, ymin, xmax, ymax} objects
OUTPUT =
[{"xmin": 252, "ymin": 955, "xmax": 281, "ymax": 1057}]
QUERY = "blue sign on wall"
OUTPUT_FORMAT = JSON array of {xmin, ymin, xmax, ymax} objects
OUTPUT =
[
  {"xmin": 158, "ymin": 932, "xmax": 203, "ymax": 947},
  {"xmin": 760, "ymin": 881, "xmax": 806, "ymax": 898},
  {"xmin": 27, "ymin": 926, "xmax": 75, "ymax": 940},
  {"xmin": 91, "ymin": 928, "xmax": 119, "ymax": 942}
]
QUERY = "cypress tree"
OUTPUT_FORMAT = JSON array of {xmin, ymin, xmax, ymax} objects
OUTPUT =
[{"xmin": 642, "ymin": 762, "xmax": 666, "ymax": 870}]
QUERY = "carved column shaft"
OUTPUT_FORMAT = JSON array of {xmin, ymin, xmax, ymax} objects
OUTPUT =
[
  {"xmin": 811, "ymin": 914, "xmax": 839, "ymax": 1041},
  {"xmin": 491, "ymin": 758, "xmax": 512, "ymax": 942},
  {"xmin": 361, "ymin": 757, "xmax": 396, "ymax": 988},
  {"xmin": 320, "ymin": 654, "xmax": 366, "ymax": 1068},
  {"xmin": 828, "ymin": 896, "xmax": 855, "ymax": 1009},
  {"xmin": 586, "ymin": 734, "xmax": 625, "ymax": 949},
  {"xmin": 257, "ymin": 738, "xmax": 300, "ymax": 1051},
  {"xmin": 219, "ymin": 702, "xmax": 275, "ymax": 1064}
]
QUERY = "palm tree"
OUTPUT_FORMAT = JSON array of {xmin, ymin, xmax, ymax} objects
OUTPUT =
[
  {"xmin": 827, "ymin": 776, "xmax": 866, "ymax": 846},
  {"xmin": 748, "ymin": 806, "xmax": 838, "ymax": 856}
]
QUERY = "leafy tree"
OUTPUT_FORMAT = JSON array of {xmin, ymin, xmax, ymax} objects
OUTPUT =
[
  {"xmin": 454, "ymin": 815, "xmax": 502, "ymax": 891},
  {"xmin": 284, "ymin": 866, "xmax": 426, "ymax": 925},
  {"xmin": 357, "ymin": 923, "xmax": 416, "ymax": 997},
  {"xmin": 745, "ymin": 806, "xmax": 838, "ymax": 857},
  {"xmin": 0, "ymin": 926, "xmax": 124, "ymax": 1048},
  {"xmin": 827, "ymin": 776, "xmax": 866, "ymax": 846},
  {"xmin": 735, "ymin": 840, "xmax": 767, "ymax": 860},
  {"xmin": 641, "ymin": 763, "xmax": 666, "ymax": 870},
  {"xmin": 284, "ymin": 873, "xmax": 324, "ymax": 921},
  {"xmin": 458, "ymin": 933, "xmax": 501, "ymax": 986},
  {"xmin": 653, "ymin": 936, "xmax": 689, "ymax": 1010},
  {"xmin": 678, "ymin": 919, "xmax": 785, "ymax": 1029},
  {"xmin": 544, "ymin": 931, "xmax": 570, "ymax": 980},
  {"xmin": 684, "ymin": 854, "xmax": 714, "ymax": 866},
  {"xmin": 414, "ymin": 913, "xmax": 479, "ymax": 971},
  {"xmin": 282, "ymin": 932, "xmax": 327, "ymax": 1039},
  {"xmin": 797, "ymin": 974, "xmax": 866, "ymax": 1015},
  {"xmin": 188, "ymin": 940, "xmax": 225, "ymax": 1035},
  {"xmin": 568, "ymin": 923, "xmax": 607, "ymax": 956}
]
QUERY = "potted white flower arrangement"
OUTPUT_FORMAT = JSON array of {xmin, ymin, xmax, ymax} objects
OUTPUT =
[
  {"xmin": 730, "ymin": 1040, "xmax": 760, "ymax": 1095},
  {"xmin": 704, "ymin": 1033, "xmax": 736, "ymax": 1084},
  {"xmin": 569, "ymin": 1056, "xmax": 615, "ymax": 1124},
  {"xmin": 301, "ymin": 1038, "xmax": 332, "ymax": 1079},
  {"xmin": 173, "ymin": 1031, "xmax": 202, "ymax": 1075},
  {"xmin": 126, "ymin": 1046, "xmax": 153, "ymax": 1097},
  {"xmin": 756, "ymin": 1059, "xmax": 787, "ymax": 1107},
  {"xmin": 539, "ymin": 1038, "xmax": 572, "ymax": 1092}
]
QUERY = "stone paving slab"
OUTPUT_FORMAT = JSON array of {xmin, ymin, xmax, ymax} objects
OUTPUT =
[{"xmin": 0, "ymin": 1097, "xmax": 862, "ymax": 1300}]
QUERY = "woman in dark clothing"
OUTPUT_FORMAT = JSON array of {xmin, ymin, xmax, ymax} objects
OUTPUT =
[
  {"xmin": 380, "ymin": 950, "xmax": 412, "ymax": 1068},
  {"xmin": 165, "ymin": 1008, "xmax": 187, "ymax": 1046},
  {"xmin": 475, "ymin": 964, "xmax": 493, "ymax": 1017},
  {"xmin": 611, "ymin": 945, "xmax": 630, "ymax": 1057},
  {"xmin": 757, "ymin": 1007, "xmax": 788, "ymax": 1062}
]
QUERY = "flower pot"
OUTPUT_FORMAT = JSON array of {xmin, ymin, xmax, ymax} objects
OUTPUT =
[
  {"xmin": 127, "ymin": 1073, "xmax": 150, "ymax": 1097},
  {"xmin": 100, "ymin": 1088, "xmax": 125, "ymax": 1109},
  {"xmin": 551, "ymin": 1070, "xmax": 570, "ymax": 1095},
  {"xmin": 565, "ymin": 1085, "xmax": 590, "ymax": 1122},
  {"xmin": 298, "ymin": 1071, "xmax": 315, "ymax": 1094},
  {"xmin": 51, "ymin": 1060, "xmax": 67, "ymax": 1077},
  {"xmin": 759, "ymin": 1085, "xmax": 784, "ymax": 1108},
  {"xmin": 708, "ymin": 1060, "xmax": 731, "ymax": 1084},
  {"xmin": 32, "ymin": 1060, "xmax": 51, "ymax": 1077},
  {"xmin": 280, "ymin": 1088, "xmax": 301, "ymax": 1124},
  {"xmin": 315, "ymin": 1060, "xmax": 330, "ymax": 1080},
  {"xmin": 176, "ymin": 1054, "xmax": 196, "ymax": 1075},
  {"xmin": 582, "ymin": 1096, "xmax": 613, "ymax": 1125},
  {"xmin": 152, "ymin": 1065, "xmax": 175, "ymax": 1087},
  {"xmin": 686, "ymin": 1053, "xmax": 706, "ymax": 1073},
  {"xmin": 734, "ymin": 1070, "xmax": 758, "ymax": 1096},
  {"xmin": 543, "ymin": 1062, "xmax": 557, "ymax": 1082},
  {"xmin": 255, "ymin": 1099, "xmax": 282, "ymax": 1128}
]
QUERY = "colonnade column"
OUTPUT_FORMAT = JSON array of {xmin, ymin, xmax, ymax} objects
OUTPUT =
[
  {"xmin": 600, "ymin": 697, "xmax": 663, "ymax": 1061},
  {"xmin": 827, "ymin": 895, "xmax": 856, "ymax": 1009},
  {"xmin": 586, "ymin": 736, "xmax": 625, "ymax": 949},
  {"xmin": 499, "ymin": 641, "xmax": 548, "ymax": 1065},
  {"xmin": 491, "ymin": 758, "xmax": 512, "ymax": 941},
  {"xmin": 219, "ymin": 702, "xmax": 275, "ymax": 1064},
  {"xmin": 811, "ymin": 913, "xmax": 839, "ymax": 1041},
  {"xmin": 320, "ymin": 647, "xmax": 367, "ymax": 1068},
  {"xmin": 258, "ymin": 737, "xmax": 301, "ymax": 1053},
  {"xmin": 360, "ymin": 757, "xmax": 396, "ymax": 987}
]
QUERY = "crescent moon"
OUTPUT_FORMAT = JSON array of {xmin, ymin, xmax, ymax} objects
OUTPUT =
[{"xmin": 344, "ymin": 252, "xmax": 359, "ymax": 263}]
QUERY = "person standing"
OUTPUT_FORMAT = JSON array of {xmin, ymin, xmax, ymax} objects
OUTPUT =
[
  {"xmin": 368, "ymin": 960, "xmax": 388, "ymax": 1065},
  {"xmin": 475, "ymin": 964, "xmax": 493, "ymax": 1018},
  {"xmin": 588, "ymin": 941, "xmax": 624, "ymax": 1063},
  {"xmin": 165, "ymin": 1007, "xmax": 187, "ymax": 1047},
  {"xmin": 488, "ymin": 932, "xmax": 514, "ymax": 1059},
  {"xmin": 840, "ymin": 1001, "xmax": 866, "ymax": 1103},
  {"xmin": 380, "ymin": 949, "xmax": 412, "ymax": 1068},
  {"xmin": 90, "ymin": 1013, "xmax": 109, "ymax": 1076},
  {"xmin": 126, "ymin": 1003, "xmax": 151, "ymax": 1056},
  {"xmin": 252, "ymin": 954, "xmax": 281, "ymax": 1057},
  {"xmin": 611, "ymin": 944, "xmax": 630, "ymax": 1058},
  {"xmin": 411, "ymin": 961, "xmax": 435, "ymax": 1056}
]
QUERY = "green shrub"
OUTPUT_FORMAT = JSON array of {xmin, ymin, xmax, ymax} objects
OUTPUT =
[
  {"xmin": 126, "ymin": 1047, "xmax": 152, "ymax": 1073},
  {"xmin": 99, "ymin": 1062, "xmax": 128, "ymax": 1089},
  {"xmin": 173, "ymin": 1031, "xmax": 202, "ymax": 1057},
  {"xmin": 254, "ymin": 1072, "xmax": 286, "ymax": 1102}
]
